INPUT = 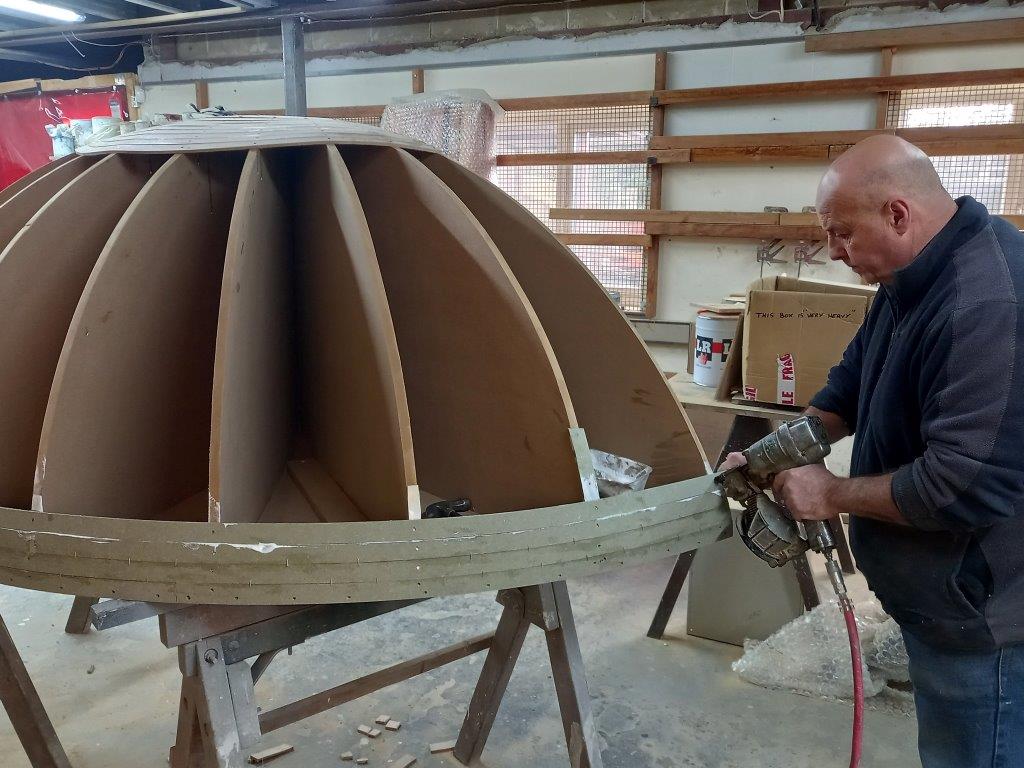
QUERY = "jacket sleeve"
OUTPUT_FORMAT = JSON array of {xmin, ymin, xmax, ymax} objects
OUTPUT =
[
  {"xmin": 891, "ymin": 302, "xmax": 1024, "ymax": 531},
  {"xmin": 809, "ymin": 322, "xmax": 864, "ymax": 434}
]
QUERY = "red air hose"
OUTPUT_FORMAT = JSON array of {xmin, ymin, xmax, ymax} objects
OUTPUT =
[{"xmin": 841, "ymin": 596, "xmax": 865, "ymax": 768}]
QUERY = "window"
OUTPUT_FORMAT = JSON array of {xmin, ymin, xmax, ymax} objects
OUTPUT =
[
  {"xmin": 887, "ymin": 84, "xmax": 1024, "ymax": 215},
  {"xmin": 492, "ymin": 105, "xmax": 652, "ymax": 313}
]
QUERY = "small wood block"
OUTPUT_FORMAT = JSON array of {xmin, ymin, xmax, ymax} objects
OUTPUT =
[
  {"xmin": 375, "ymin": 714, "xmax": 390, "ymax": 725},
  {"xmin": 429, "ymin": 740, "xmax": 456, "ymax": 754},
  {"xmin": 385, "ymin": 720, "xmax": 401, "ymax": 731},
  {"xmin": 355, "ymin": 759, "xmax": 369, "ymax": 766},
  {"xmin": 249, "ymin": 744, "xmax": 295, "ymax": 764},
  {"xmin": 341, "ymin": 752, "xmax": 354, "ymax": 761},
  {"xmin": 368, "ymin": 728, "xmax": 382, "ymax": 738},
  {"xmin": 393, "ymin": 756, "xmax": 416, "ymax": 768},
  {"xmin": 357, "ymin": 725, "xmax": 374, "ymax": 737}
]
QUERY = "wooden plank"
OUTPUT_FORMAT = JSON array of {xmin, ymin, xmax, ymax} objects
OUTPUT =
[
  {"xmin": 0, "ymin": 78, "xmax": 37, "ymax": 96},
  {"xmin": 35, "ymin": 153, "xmax": 242, "ymax": 521},
  {"xmin": 421, "ymin": 155, "xmax": 706, "ymax": 486},
  {"xmin": 0, "ymin": 154, "xmax": 161, "ymax": 510},
  {"xmin": 249, "ymin": 744, "xmax": 294, "ymax": 764},
  {"xmin": 805, "ymin": 18, "xmax": 1024, "ymax": 52},
  {"xmin": 294, "ymin": 145, "xmax": 417, "ymax": 521},
  {"xmin": 656, "ymin": 66, "xmax": 1024, "ymax": 105},
  {"xmin": 411, "ymin": 67, "xmax": 424, "ymax": 94},
  {"xmin": 778, "ymin": 212, "xmax": 819, "ymax": 226},
  {"xmin": 497, "ymin": 91, "xmax": 651, "ymax": 110},
  {"xmin": 161, "ymin": 605, "xmax": 308, "ymax": 648},
  {"xmin": 495, "ymin": 149, "xmax": 690, "ymax": 166},
  {"xmin": 259, "ymin": 632, "xmax": 494, "ymax": 733},
  {"xmin": 690, "ymin": 146, "xmax": 830, "ymax": 163},
  {"xmin": 0, "ymin": 614, "xmax": 72, "ymax": 768},
  {"xmin": 209, "ymin": 150, "xmax": 293, "ymax": 524},
  {"xmin": 554, "ymin": 233, "xmax": 651, "ymax": 247},
  {"xmin": 549, "ymin": 208, "xmax": 781, "ymax": 224},
  {"xmin": 346, "ymin": 147, "xmax": 581, "ymax": 514},
  {"xmin": 194, "ymin": 80, "xmax": 209, "ymax": 110},
  {"xmin": 646, "ymin": 222, "xmax": 823, "ymax": 240},
  {"xmin": 876, "ymin": 48, "xmax": 895, "ymax": 130},
  {"xmin": 0, "ymin": 155, "xmax": 94, "ymax": 252},
  {"xmin": 653, "ymin": 129, "xmax": 885, "ymax": 150},
  {"xmin": 646, "ymin": 50, "xmax": 667, "ymax": 319}
]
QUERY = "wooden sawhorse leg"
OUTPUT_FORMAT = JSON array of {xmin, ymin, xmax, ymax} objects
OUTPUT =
[
  {"xmin": 64, "ymin": 596, "xmax": 98, "ymax": 635},
  {"xmin": 0, "ymin": 613, "xmax": 72, "ymax": 768},
  {"xmin": 454, "ymin": 582, "xmax": 603, "ymax": 768}
]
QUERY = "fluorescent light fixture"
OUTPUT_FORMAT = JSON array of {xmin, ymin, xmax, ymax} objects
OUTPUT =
[{"xmin": 0, "ymin": 0, "xmax": 84, "ymax": 22}]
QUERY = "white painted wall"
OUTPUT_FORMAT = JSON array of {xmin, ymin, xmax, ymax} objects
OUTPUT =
[{"xmin": 138, "ymin": 32, "xmax": 1024, "ymax": 339}]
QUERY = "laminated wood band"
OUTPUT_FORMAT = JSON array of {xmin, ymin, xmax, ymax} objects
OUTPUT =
[{"xmin": 0, "ymin": 474, "xmax": 729, "ymax": 604}]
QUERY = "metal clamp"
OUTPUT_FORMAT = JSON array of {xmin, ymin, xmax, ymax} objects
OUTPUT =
[
  {"xmin": 794, "ymin": 242, "xmax": 825, "ymax": 277},
  {"xmin": 756, "ymin": 238, "xmax": 786, "ymax": 278}
]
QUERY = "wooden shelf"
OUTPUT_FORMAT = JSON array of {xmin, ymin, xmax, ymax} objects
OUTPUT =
[
  {"xmin": 551, "ymin": 208, "xmax": 819, "ymax": 226},
  {"xmin": 554, "ymin": 233, "xmax": 652, "ymax": 247},
  {"xmin": 494, "ymin": 149, "xmax": 690, "ymax": 166},
  {"xmin": 805, "ymin": 19, "xmax": 1024, "ymax": 52},
  {"xmin": 646, "ymin": 222, "xmax": 824, "ymax": 241}
]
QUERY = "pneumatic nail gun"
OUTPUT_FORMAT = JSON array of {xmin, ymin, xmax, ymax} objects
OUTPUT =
[{"xmin": 714, "ymin": 415, "xmax": 848, "ymax": 599}]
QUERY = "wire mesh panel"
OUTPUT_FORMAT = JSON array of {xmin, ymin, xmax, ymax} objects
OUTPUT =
[
  {"xmin": 492, "ymin": 106, "xmax": 652, "ymax": 313},
  {"xmin": 887, "ymin": 84, "xmax": 1024, "ymax": 215}
]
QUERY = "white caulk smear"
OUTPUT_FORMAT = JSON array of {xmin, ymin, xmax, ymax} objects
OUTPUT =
[{"xmin": 182, "ymin": 541, "xmax": 294, "ymax": 554}]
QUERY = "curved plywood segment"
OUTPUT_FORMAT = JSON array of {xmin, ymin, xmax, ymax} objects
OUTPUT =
[
  {"xmin": 421, "ymin": 155, "xmax": 705, "ymax": 486},
  {"xmin": 36, "ymin": 153, "xmax": 244, "ymax": 521},
  {"xmin": 0, "ymin": 155, "xmax": 77, "ymax": 207},
  {"xmin": 291, "ymin": 145, "xmax": 417, "ymax": 522},
  {"xmin": 0, "ymin": 154, "xmax": 164, "ymax": 509},
  {"xmin": 209, "ymin": 150, "xmax": 294, "ymax": 524},
  {"xmin": 0, "ymin": 154, "xmax": 95, "ymax": 252},
  {"xmin": 344, "ymin": 146, "xmax": 582, "ymax": 514}
]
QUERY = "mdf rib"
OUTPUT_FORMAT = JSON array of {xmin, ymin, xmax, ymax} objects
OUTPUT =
[
  {"xmin": 35, "ymin": 153, "xmax": 243, "ymax": 521},
  {"xmin": 422, "ymin": 155, "xmax": 705, "ymax": 486},
  {"xmin": 0, "ymin": 154, "xmax": 163, "ymax": 508},
  {"xmin": 345, "ymin": 146, "xmax": 582, "ymax": 514}
]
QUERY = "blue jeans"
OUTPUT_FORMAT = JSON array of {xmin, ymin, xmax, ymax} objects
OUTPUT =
[{"xmin": 903, "ymin": 631, "xmax": 1024, "ymax": 767}]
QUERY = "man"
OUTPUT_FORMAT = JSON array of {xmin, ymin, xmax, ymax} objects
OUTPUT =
[{"xmin": 726, "ymin": 135, "xmax": 1024, "ymax": 766}]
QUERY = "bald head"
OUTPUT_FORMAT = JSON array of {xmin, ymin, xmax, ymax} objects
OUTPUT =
[
  {"xmin": 818, "ymin": 135, "xmax": 951, "ymax": 213},
  {"xmin": 815, "ymin": 135, "xmax": 958, "ymax": 284}
]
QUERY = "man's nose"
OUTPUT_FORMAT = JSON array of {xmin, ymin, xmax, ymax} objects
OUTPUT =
[{"xmin": 827, "ymin": 236, "xmax": 847, "ymax": 262}]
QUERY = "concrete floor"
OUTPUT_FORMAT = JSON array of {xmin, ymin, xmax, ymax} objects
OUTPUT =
[{"xmin": 0, "ymin": 558, "xmax": 918, "ymax": 768}]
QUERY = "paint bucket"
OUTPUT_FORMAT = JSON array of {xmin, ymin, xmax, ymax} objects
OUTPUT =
[{"xmin": 693, "ymin": 311, "xmax": 739, "ymax": 388}]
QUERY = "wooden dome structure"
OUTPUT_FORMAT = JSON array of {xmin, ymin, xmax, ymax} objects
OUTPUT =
[{"xmin": 0, "ymin": 116, "xmax": 728, "ymax": 604}]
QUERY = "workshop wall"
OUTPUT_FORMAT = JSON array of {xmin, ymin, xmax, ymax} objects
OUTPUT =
[{"xmin": 139, "ymin": 34, "xmax": 1024, "ymax": 331}]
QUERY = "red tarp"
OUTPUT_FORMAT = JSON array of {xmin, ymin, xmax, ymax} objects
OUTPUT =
[{"xmin": 0, "ymin": 87, "xmax": 128, "ymax": 191}]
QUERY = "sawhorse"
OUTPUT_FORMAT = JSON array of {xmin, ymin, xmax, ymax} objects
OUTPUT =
[
  {"xmin": 162, "ymin": 582, "xmax": 602, "ymax": 768},
  {"xmin": 0, "ymin": 611, "xmax": 72, "ymax": 768},
  {"xmin": 646, "ymin": 410, "xmax": 855, "ymax": 640}
]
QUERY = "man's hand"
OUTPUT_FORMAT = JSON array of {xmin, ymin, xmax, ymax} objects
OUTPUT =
[
  {"xmin": 717, "ymin": 452, "xmax": 747, "ymax": 473},
  {"xmin": 771, "ymin": 464, "xmax": 839, "ymax": 521}
]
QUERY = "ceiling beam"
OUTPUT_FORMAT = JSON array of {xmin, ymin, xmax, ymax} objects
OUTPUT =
[
  {"xmin": 805, "ymin": 17, "xmax": 1024, "ymax": 51},
  {"xmin": 53, "ymin": 0, "xmax": 130, "ymax": 20},
  {"xmin": 0, "ymin": 44, "xmax": 83, "ymax": 66},
  {"xmin": 122, "ymin": 0, "xmax": 196, "ymax": 13}
]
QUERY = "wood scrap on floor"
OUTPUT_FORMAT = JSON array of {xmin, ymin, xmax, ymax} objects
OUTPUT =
[
  {"xmin": 385, "ymin": 719, "xmax": 401, "ymax": 731},
  {"xmin": 429, "ymin": 739, "xmax": 457, "ymax": 754},
  {"xmin": 393, "ymin": 756, "xmax": 416, "ymax": 768},
  {"xmin": 374, "ymin": 714, "xmax": 390, "ymax": 725},
  {"xmin": 248, "ymin": 743, "xmax": 294, "ymax": 764}
]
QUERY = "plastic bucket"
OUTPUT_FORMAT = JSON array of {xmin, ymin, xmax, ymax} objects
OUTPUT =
[{"xmin": 693, "ymin": 311, "xmax": 739, "ymax": 388}]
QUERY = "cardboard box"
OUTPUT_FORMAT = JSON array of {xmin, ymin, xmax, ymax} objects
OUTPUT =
[{"xmin": 717, "ymin": 276, "xmax": 875, "ymax": 407}]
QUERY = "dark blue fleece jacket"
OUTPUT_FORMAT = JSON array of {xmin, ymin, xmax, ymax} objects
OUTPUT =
[{"xmin": 810, "ymin": 196, "xmax": 1024, "ymax": 651}]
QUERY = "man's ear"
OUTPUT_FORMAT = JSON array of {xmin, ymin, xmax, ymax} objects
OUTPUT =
[{"xmin": 888, "ymin": 199, "xmax": 911, "ymax": 235}]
